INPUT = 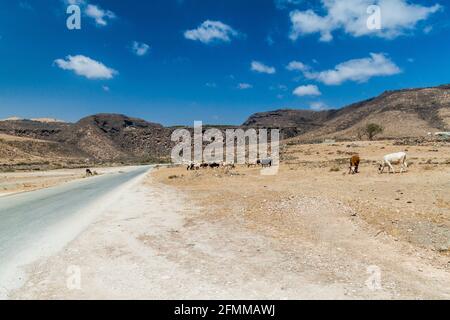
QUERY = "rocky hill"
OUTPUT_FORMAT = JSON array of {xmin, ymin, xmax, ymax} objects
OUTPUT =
[
  {"xmin": 243, "ymin": 109, "xmax": 334, "ymax": 128},
  {"xmin": 244, "ymin": 84, "xmax": 450, "ymax": 141},
  {"xmin": 1, "ymin": 84, "xmax": 449, "ymax": 170},
  {"xmin": 65, "ymin": 114, "xmax": 172, "ymax": 161},
  {"xmin": 0, "ymin": 114, "xmax": 174, "ymax": 170},
  {"xmin": 243, "ymin": 109, "xmax": 337, "ymax": 139}
]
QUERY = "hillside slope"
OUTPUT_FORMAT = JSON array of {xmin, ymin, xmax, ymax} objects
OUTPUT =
[
  {"xmin": 1, "ymin": 84, "xmax": 449, "ymax": 169},
  {"xmin": 244, "ymin": 84, "xmax": 450, "ymax": 141},
  {"xmin": 0, "ymin": 134, "xmax": 86, "ymax": 169},
  {"xmin": 0, "ymin": 114, "xmax": 173, "ymax": 169},
  {"xmin": 69, "ymin": 114, "xmax": 173, "ymax": 161}
]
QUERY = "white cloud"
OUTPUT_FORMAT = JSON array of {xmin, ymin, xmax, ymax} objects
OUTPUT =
[
  {"xmin": 310, "ymin": 101, "xmax": 330, "ymax": 111},
  {"xmin": 205, "ymin": 82, "xmax": 217, "ymax": 88},
  {"xmin": 287, "ymin": 60, "xmax": 310, "ymax": 72},
  {"xmin": 65, "ymin": 0, "xmax": 85, "ymax": 5},
  {"xmin": 275, "ymin": 0, "xmax": 303, "ymax": 10},
  {"xmin": 238, "ymin": 83, "xmax": 253, "ymax": 90},
  {"xmin": 184, "ymin": 20, "xmax": 239, "ymax": 44},
  {"xmin": 290, "ymin": 0, "xmax": 442, "ymax": 42},
  {"xmin": 293, "ymin": 85, "xmax": 321, "ymax": 96},
  {"xmin": 132, "ymin": 41, "xmax": 150, "ymax": 56},
  {"xmin": 290, "ymin": 9, "xmax": 334, "ymax": 42},
  {"xmin": 64, "ymin": 1, "xmax": 116, "ymax": 26},
  {"xmin": 270, "ymin": 84, "xmax": 288, "ymax": 91},
  {"xmin": 54, "ymin": 55, "xmax": 117, "ymax": 80},
  {"xmin": 251, "ymin": 61, "xmax": 276, "ymax": 74},
  {"xmin": 423, "ymin": 25, "xmax": 433, "ymax": 34},
  {"xmin": 277, "ymin": 84, "xmax": 288, "ymax": 91},
  {"xmin": 85, "ymin": 4, "xmax": 115, "ymax": 26},
  {"xmin": 102, "ymin": 85, "xmax": 110, "ymax": 92},
  {"xmin": 19, "ymin": 2, "xmax": 33, "ymax": 10},
  {"xmin": 303, "ymin": 53, "xmax": 401, "ymax": 85}
]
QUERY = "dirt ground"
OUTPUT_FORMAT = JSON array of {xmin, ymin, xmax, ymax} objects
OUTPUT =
[
  {"xmin": 0, "ymin": 167, "xmax": 131, "ymax": 196},
  {"xmin": 12, "ymin": 162, "xmax": 450, "ymax": 300},
  {"xmin": 153, "ymin": 140, "xmax": 450, "ymax": 275},
  {"xmin": 7, "ymin": 140, "xmax": 450, "ymax": 299},
  {"xmin": 0, "ymin": 170, "xmax": 85, "ymax": 196},
  {"xmin": 154, "ymin": 140, "xmax": 450, "ymax": 255}
]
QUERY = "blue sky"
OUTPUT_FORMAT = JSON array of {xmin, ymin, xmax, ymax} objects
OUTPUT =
[{"xmin": 0, "ymin": 0, "xmax": 449, "ymax": 125}]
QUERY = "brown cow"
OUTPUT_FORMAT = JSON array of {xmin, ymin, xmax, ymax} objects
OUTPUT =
[{"xmin": 349, "ymin": 155, "xmax": 360, "ymax": 174}]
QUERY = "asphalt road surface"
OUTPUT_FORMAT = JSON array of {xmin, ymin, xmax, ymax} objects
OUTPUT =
[{"xmin": 0, "ymin": 166, "xmax": 150, "ymax": 296}]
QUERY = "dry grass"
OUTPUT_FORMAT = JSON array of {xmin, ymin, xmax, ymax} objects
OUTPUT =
[{"xmin": 153, "ymin": 140, "xmax": 450, "ymax": 255}]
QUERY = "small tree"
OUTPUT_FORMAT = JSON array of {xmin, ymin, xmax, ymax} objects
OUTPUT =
[{"xmin": 365, "ymin": 123, "xmax": 383, "ymax": 140}]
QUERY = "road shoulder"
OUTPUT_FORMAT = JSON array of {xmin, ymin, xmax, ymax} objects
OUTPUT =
[{"xmin": 11, "ymin": 168, "xmax": 450, "ymax": 299}]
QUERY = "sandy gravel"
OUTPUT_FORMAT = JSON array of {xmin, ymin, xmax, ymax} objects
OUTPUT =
[
  {"xmin": 0, "ymin": 166, "xmax": 140, "ymax": 196},
  {"xmin": 12, "ymin": 173, "xmax": 450, "ymax": 299},
  {"xmin": 8, "ymin": 140, "xmax": 450, "ymax": 299}
]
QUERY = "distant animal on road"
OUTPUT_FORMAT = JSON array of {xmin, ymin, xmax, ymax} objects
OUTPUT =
[
  {"xmin": 349, "ymin": 155, "xmax": 360, "ymax": 174},
  {"xmin": 379, "ymin": 152, "xmax": 408, "ymax": 174},
  {"xmin": 86, "ymin": 169, "xmax": 93, "ymax": 177}
]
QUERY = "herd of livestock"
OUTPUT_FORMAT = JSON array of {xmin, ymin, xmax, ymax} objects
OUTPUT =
[
  {"xmin": 186, "ymin": 158, "xmax": 273, "ymax": 171},
  {"xmin": 185, "ymin": 151, "xmax": 409, "ymax": 174},
  {"xmin": 350, "ymin": 151, "xmax": 409, "ymax": 174}
]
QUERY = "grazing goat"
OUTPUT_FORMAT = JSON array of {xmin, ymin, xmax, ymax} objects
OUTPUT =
[
  {"xmin": 260, "ymin": 158, "xmax": 272, "ymax": 168},
  {"xmin": 86, "ymin": 169, "xmax": 93, "ymax": 177},
  {"xmin": 187, "ymin": 163, "xmax": 200, "ymax": 171},
  {"xmin": 222, "ymin": 162, "xmax": 236, "ymax": 169},
  {"xmin": 379, "ymin": 152, "xmax": 408, "ymax": 174},
  {"xmin": 209, "ymin": 162, "xmax": 221, "ymax": 169},
  {"xmin": 247, "ymin": 160, "xmax": 259, "ymax": 168},
  {"xmin": 349, "ymin": 155, "xmax": 360, "ymax": 174}
]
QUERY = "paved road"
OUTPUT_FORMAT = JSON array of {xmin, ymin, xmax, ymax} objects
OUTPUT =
[{"xmin": 0, "ymin": 166, "xmax": 150, "ymax": 294}]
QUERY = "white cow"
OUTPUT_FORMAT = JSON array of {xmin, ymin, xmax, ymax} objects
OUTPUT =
[{"xmin": 379, "ymin": 152, "xmax": 408, "ymax": 174}]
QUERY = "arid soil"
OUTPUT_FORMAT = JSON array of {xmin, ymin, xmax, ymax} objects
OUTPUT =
[
  {"xmin": 0, "ymin": 133, "xmax": 87, "ymax": 171},
  {"xmin": 0, "ymin": 170, "xmax": 85, "ymax": 196},
  {"xmin": 155, "ymin": 140, "xmax": 450, "ymax": 255},
  {"xmin": 8, "ymin": 140, "xmax": 450, "ymax": 299},
  {"xmin": 0, "ymin": 167, "xmax": 132, "ymax": 196},
  {"xmin": 147, "ymin": 140, "xmax": 450, "ymax": 299}
]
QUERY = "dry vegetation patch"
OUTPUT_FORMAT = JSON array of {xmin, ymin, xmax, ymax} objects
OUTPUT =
[{"xmin": 153, "ymin": 140, "xmax": 450, "ymax": 258}]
